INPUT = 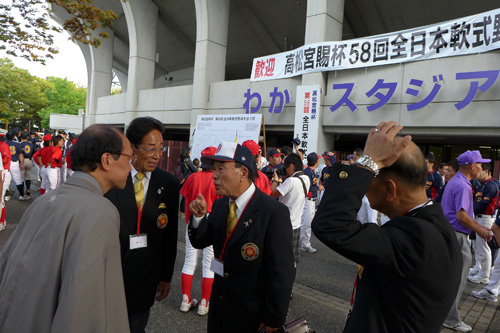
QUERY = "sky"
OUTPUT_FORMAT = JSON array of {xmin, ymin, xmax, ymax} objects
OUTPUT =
[
  {"xmin": 1, "ymin": 30, "xmax": 88, "ymax": 87},
  {"xmin": 0, "ymin": 3, "xmax": 88, "ymax": 87}
]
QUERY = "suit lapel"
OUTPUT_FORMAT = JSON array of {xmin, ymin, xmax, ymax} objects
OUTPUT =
[
  {"xmin": 226, "ymin": 190, "xmax": 260, "ymax": 249},
  {"xmin": 120, "ymin": 174, "xmax": 139, "ymax": 234}
]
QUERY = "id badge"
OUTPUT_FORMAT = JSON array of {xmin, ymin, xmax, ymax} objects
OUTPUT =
[
  {"xmin": 210, "ymin": 258, "xmax": 224, "ymax": 277},
  {"xmin": 130, "ymin": 233, "xmax": 148, "ymax": 250}
]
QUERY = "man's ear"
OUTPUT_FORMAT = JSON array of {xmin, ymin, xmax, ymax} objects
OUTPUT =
[
  {"xmin": 101, "ymin": 153, "xmax": 113, "ymax": 171},
  {"xmin": 384, "ymin": 179, "xmax": 397, "ymax": 203},
  {"xmin": 240, "ymin": 166, "xmax": 249, "ymax": 182}
]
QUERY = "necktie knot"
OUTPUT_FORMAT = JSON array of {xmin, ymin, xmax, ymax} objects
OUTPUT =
[{"xmin": 136, "ymin": 172, "xmax": 145, "ymax": 181}]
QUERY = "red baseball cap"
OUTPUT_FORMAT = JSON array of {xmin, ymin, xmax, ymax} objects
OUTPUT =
[
  {"xmin": 201, "ymin": 146, "xmax": 217, "ymax": 157},
  {"xmin": 43, "ymin": 134, "xmax": 52, "ymax": 142},
  {"xmin": 242, "ymin": 140, "xmax": 259, "ymax": 156}
]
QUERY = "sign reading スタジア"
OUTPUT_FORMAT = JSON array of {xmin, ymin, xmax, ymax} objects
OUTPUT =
[{"xmin": 250, "ymin": 8, "xmax": 500, "ymax": 82}]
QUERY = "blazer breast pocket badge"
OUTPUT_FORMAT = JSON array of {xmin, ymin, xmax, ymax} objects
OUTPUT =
[
  {"xmin": 241, "ymin": 243, "xmax": 259, "ymax": 261},
  {"xmin": 157, "ymin": 213, "xmax": 168, "ymax": 229}
]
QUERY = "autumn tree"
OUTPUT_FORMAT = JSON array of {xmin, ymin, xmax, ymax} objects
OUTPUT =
[
  {"xmin": 38, "ymin": 76, "xmax": 86, "ymax": 128},
  {"xmin": 0, "ymin": 57, "xmax": 50, "ymax": 129},
  {"xmin": 0, "ymin": 0, "xmax": 122, "ymax": 64}
]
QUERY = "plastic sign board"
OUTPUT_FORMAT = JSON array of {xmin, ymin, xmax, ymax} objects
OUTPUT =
[{"xmin": 191, "ymin": 114, "xmax": 263, "ymax": 161}]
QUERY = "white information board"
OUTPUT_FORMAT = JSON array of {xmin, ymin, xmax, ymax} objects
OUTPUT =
[{"xmin": 191, "ymin": 114, "xmax": 263, "ymax": 161}]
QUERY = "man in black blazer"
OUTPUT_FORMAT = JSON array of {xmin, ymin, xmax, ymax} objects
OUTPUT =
[
  {"xmin": 188, "ymin": 142, "xmax": 295, "ymax": 333},
  {"xmin": 312, "ymin": 121, "xmax": 462, "ymax": 332},
  {"xmin": 105, "ymin": 117, "xmax": 179, "ymax": 333}
]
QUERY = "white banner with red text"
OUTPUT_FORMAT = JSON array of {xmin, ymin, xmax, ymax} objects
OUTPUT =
[
  {"xmin": 251, "ymin": 8, "xmax": 500, "ymax": 82},
  {"xmin": 294, "ymin": 85, "xmax": 321, "ymax": 157}
]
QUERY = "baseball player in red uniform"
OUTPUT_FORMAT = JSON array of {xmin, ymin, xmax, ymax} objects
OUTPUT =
[
  {"xmin": 179, "ymin": 146, "xmax": 218, "ymax": 315},
  {"xmin": 242, "ymin": 140, "xmax": 271, "ymax": 195},
  {"xmin": 33, "ymin": 134, "xmax": 54, "ymax": 195},
  {"xmin": 0, "ymin": 138, "xmax": 10, "ymax": 231},
  {"xmin": 47, "ymin": 135, "xmax": 64, "ymax": 191}
]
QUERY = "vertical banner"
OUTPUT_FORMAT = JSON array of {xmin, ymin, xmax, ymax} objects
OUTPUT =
[{"xmin": 294, "ymin": 85, "xmax": 321, "ymax": 156}]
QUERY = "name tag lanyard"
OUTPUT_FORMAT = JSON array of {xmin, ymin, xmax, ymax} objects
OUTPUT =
[
  {"xmin": 136, "ymin": 203, "xmax": 143, "ymax": 235},
  {"xmin": 129, "ymin": 202, "xmax": 148, "ymax": 250}
]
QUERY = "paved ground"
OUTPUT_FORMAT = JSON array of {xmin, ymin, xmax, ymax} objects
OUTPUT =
[{"xmin": 1, "ymin": 174, "xmax": 499, "ymax": 332}]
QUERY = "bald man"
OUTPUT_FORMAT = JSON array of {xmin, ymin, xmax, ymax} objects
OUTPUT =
[{"xmin": 312, "ymin": 121, "xmax": 462, "ymax": 332}]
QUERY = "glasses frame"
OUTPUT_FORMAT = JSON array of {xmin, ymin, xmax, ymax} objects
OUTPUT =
[
  {"xmin": 134, "ymin": 144, "xmax": 167, "ymax": 155},
  {"xmin": 115, "ymin": 152, "xmax": 136, "ymax": 164}
]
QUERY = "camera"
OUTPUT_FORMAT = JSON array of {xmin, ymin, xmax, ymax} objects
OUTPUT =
[{"xmin": 264, "ymin": 165, "xmax": 287, "ymax": 179}]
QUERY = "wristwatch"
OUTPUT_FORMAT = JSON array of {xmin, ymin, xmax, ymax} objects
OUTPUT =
[{"xmin": 354, "ymin": 155, "xmax": 380, "ymax": 176}]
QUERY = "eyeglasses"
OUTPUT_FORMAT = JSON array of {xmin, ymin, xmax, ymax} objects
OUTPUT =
[
  {"xmin": 116, "ymin": 152, "xmax": 136, "ymax": 164},
  {"xmin": 134, "ymin": 144, "xmax": 167, "ymax": 155}
]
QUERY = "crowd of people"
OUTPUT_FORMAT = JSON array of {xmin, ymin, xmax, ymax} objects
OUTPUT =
[
  {"xmin": 0, "ymin": 128, "xmax": 76, "ymax": 232},
  {"xmin": 0, "ymin": 118, "xmax": 498, "ymax": 332}
]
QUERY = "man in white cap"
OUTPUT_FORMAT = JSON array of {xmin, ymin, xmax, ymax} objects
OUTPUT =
[{"xmin": 188, "ymin": 141, "xmax": 295, "ymax": 333}]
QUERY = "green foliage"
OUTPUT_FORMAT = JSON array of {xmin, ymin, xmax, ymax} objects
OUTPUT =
[
  {"xmin": 0, "ymin": 57, "xmax": 50, "ymax": 129},
  {"xmin": 0, "ymin": 58, "xmax": 86, "ymax": 130},
  {"xmin": 0, "ymin": 1, "xmax": 123, "ymax": 64},
  {"xmin": 39, "ymin": 77, "xmax": 86, "ymax": 128}
]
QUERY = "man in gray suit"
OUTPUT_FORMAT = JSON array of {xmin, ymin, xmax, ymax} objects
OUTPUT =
[{"xmin": 0, "ymin": 124, "xmax": 132, "ymax": 332}]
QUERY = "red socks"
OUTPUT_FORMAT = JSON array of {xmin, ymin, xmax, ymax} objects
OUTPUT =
[
  {"xmin": 201, "ymin": 277, "xmax": 214, "ymax": 303},
  {"xmin": 181, "ymin": 273, "xmax": 194, "ymax": 302}
]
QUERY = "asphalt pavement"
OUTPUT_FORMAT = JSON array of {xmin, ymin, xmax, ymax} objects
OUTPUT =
[{"xmin": 1, "ymin": 174, "xmax": 499, "ymax": 332}]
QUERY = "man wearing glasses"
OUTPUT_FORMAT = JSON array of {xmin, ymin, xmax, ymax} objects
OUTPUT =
[{"xmin": 105, "ymin": 116, "xmax": 179, "ymax": 333}]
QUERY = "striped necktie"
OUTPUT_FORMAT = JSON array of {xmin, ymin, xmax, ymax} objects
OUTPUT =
[
  {"xmin": 134, "ymin": 172, "xmax": 145, "ymax": 209},
  {"xmin": 227, "ymin": 201, "xmax": 238, "ymax": 236}
]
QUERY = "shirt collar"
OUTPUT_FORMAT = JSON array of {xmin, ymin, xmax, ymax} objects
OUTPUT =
[
  {"xmin": 231, "ymin": 183, "xmax": 256, "ymax": 215},
  {"xmin": 456, "ymin": 171, "xmax": 471, "ymax": 186},
  {"xmin": 131, "ymin": 166, "xmax": 151, "ymax": 180}
]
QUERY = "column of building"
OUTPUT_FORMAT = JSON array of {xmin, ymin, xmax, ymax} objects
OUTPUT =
[
  {"xmin": 121, "ymin": 0, "xmax": 158, "ymax": 127},
  {"xmin": 189, "ymin": 0, "xmax": 230, "ymax": 144},
  {"xmin": 302, "ymin": 0, "xmax": 345, "ymax": 153},
  {"xmin": 84, "ymin": 27, "xmax": 115, "ymax": 127}
]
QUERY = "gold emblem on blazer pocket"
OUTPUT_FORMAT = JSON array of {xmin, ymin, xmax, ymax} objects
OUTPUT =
[
  {"xmin": 158, "ymin": 203, "xmax": 166, "ymax": 209},
  {"xmin": 157, "ymin": 213, "xmax": 168, "ymax": 229},
  {"xmin": 241, "ymin": 243, "xmax": 259, "ymax": 261}
]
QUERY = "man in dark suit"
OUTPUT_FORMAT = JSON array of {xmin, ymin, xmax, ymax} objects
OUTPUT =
[
  {"xmin": 312, "ymin": 121, "xmax": 462, "ymax": 332},
  {"xmin": 105, "ymin": 117, "xmax": 179, "ymax": 333},
  {"xmin": 188, "ymin": 141, "xmax": 295, "ymax": 333}
]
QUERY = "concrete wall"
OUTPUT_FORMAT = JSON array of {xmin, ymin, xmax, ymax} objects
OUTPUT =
[
  {"xmin": 89, "ymin": 51, "xmax": 500, "ymax": 138},
  {"xmin": 49, "ymin": 114, "xmax": 84, "ymax": 134},
  {"xmin": 323, "ymin": 51, "xmax": 500, "ymax": 136}
]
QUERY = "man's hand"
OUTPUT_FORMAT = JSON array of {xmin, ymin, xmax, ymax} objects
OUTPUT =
[
  {"xmin": 189, "ymin": 194, "xmax": 207, "ymax": 218},
  {"xmin": 155, "ymin": 281, "xmax": 171, "ymax": 302},
  {"xmin": 258, "ymin": 323, "xmax": 280, "ymax": 332},
  {"xmin": 363, "ymin": 121, "xmax": 412, "ymax": 169},
  {"xmin": 476, "ymin": 224, "xmax": 492, "ymax": 242},
  {"xmin": 272, "ymin": 170, "xmax": 280, "ymax": 182},
  {"xmin": 318, "ymin": 184, "xmax": 325, "ymax": 192}
]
